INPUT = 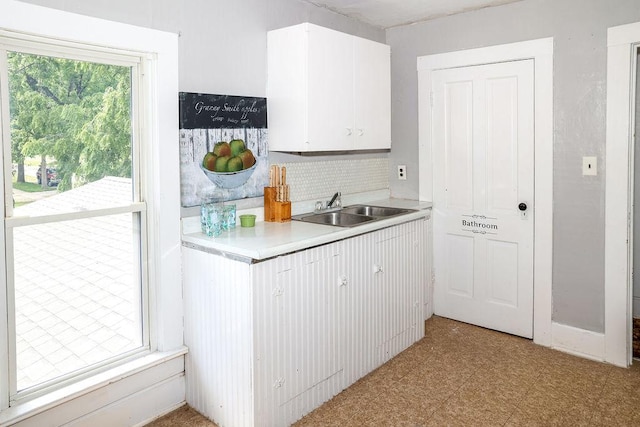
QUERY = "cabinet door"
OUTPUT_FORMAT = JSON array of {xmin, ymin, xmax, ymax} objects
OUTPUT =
[
  {"xmin": 339, "ymin": 230, "xmax": 376, "ymax": 383},
  {"xmin": 340, "ymin": 220, "xmax": 426, "ymax": 381},
  {"xmin": 353, "ymin": 37, "xmax": 391, "ymax": 150},
  {"xmin": 372, "ymin": 221, "xmax": 426, "ymax": 364},
  {"xmin": 253, "ymin": 243, "xmax": 344, "ymax": 424},
  {"xmin": 266, "ymin": 25, "xmax": 308, "ymax": 152},
  {"xmin": 307, "ymin": 25, "xmax": 355, "ymax": 150},
  {"xmin": 276, "ymin": 249, "xmax": 343, "ymax": 405}
]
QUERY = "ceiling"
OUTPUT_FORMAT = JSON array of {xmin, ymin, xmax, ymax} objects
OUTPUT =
[{"xmin": 301, "ymin": 0, "xmax": 522, "ymax": 29}]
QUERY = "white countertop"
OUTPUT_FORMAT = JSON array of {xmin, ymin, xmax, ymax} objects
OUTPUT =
[{"xmin": 181, "ymin": 197, "xmax": 432, "ymax": 262}]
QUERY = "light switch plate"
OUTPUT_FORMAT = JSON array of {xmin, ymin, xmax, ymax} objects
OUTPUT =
[{"xmin": 583, "ymin": 156, "xmax": 597, "ymax": 176}]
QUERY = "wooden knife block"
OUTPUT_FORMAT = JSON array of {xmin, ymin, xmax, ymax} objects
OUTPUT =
[
  {"xmin": 264, "ymin": 187, "xmax": 276, "ymax": 222},
  {"xmin": 273, "ymin": 201, "xmax": 291, "ymax": 222},
  {"xmin": 264, "ymin": 187, "xmax": 291, "ymax": 222}
]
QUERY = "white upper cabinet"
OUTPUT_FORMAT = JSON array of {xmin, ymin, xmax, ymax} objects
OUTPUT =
[
  {"xmin": 353, "ymin": 36, "xmax": 391, "ymax": 150},
  {"xmin": 267, "ymin": 23, "xmax": 391, "ymax": 152}
]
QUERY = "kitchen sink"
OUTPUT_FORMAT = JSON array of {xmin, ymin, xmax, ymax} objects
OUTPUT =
[
  {"xmin": 340, "ymin": 205, "xmax": 414, "ymax": 218},
  {"xmin": 292, "ymin": 204, "xmax": 417, "ymax": 227},
  {"xmin": 293, "ymin": 211, "xmax": 376, "ymax": 227}
]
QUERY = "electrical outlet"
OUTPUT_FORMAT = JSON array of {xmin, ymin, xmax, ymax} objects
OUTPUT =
[{"xmin": 397, "ymin": 165, "xmax": 407, "ymax": 180}]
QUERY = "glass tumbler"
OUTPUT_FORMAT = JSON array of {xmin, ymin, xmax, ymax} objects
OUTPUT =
[
  {"xmin": 223, "ymin": 204, "xmax": 236, "ymax": 230},
  {"xmin": 200, "ymin": 200, "xmax": 209, "ymax": 233},
  {"xmin": 204, "ymin": 203, "xmax": 223, "ymax": 237}
]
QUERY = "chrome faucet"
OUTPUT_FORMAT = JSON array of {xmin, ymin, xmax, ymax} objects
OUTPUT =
[
  {"xmin": 314, "ymin": 192, "xmax": 342, "ymax": 212},
  {"xmin": 327, "ymin": 192, "xmax": 341, "ymax": 208}
]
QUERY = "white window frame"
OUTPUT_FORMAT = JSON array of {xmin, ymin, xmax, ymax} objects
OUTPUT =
[
  {"xmin": 0, "ymin": 0, "xmax": 182, "ymax": 420},
  {"xmin": 0, "ymin": 35, "xmax": 152, "ymax": 402}
]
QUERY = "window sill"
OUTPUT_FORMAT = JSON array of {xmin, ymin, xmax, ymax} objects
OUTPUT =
[{"xmin": 0, "ymin": 347, "xmax": 188, "ymax": 425}]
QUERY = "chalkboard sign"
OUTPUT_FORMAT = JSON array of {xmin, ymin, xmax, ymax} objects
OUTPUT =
[{"xmin": 179, "ymin": 92, "xmax": 267, "ymax": 129}]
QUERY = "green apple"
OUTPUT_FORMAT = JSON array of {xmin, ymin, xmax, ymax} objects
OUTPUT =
[
  {"xmin": 202, "ymin": 152, "xmax": 217, "ymax": 171},
  {"xmin": 213, "ymin": 141, "xmax": 231, "ymax": 157},
  {"xmin": 214, "ymin": 155, "xmax": 230, "ymax": 172},
  {"xmin": 230, "ymin": 139, "xmax": 246, "ymax": 157},
  {"xmin": 227, "ymin": 156, "xmax": 243, "ymax": 172},
  {"xmin": 238, "ymin": 149, "xmax": 256, "ymax": 170}
]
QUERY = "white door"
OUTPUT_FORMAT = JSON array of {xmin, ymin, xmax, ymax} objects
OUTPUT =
[{"xmin": 432, "ymin": 60, "xmax": 534, "ymax": 338}]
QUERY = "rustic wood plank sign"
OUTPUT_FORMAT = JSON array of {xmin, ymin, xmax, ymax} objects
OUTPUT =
[{"xmin": 179, "ymin": 92, "xmax": 269, "ymax": 207}]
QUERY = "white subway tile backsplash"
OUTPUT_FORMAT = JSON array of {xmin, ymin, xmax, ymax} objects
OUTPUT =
[{"xmin": 280, "ymin": 158, "xmax": 389, "ymax": 202}]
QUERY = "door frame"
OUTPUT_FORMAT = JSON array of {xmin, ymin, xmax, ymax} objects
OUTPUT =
[
  {"xmin": 417, "ymin": 38, "xmax": 554, "ymax": 346},
  {"xmin": 605, "ymin": 21, "xmax": 640, "ymax": 368}
]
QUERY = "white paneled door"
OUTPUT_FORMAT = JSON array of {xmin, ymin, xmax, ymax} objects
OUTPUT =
[{"xmin": 432, "ymin": 60, "xmax": 534, "ymax": 338}]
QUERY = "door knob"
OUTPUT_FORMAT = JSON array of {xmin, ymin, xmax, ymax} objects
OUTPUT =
[{"xmin": 518, "ymin": 202, "xmax": 527, "ymax": 211}]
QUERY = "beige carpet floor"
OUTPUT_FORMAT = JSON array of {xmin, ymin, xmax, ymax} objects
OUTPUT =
[{"xmin": 147, "ymin": 316, "xmax": 640, "ymax": 426}]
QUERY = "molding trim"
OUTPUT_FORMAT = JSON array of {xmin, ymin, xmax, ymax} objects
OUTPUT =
[
  {"xmin": 551, "ymin": 322, "xmax": 605, "ymax": 362},
  {"xmin": 2, "ymin": 350, "xmax": 186, "ymax": 426},
  {"xmin": 417, "ymin": 37, "xmax": 554, "ymax": 346},
  {"xmin": 604, "ymin": 21, "xmax": 640, "ymax": 368}
]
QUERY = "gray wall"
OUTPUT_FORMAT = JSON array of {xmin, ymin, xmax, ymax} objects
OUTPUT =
[
  {"xmin": 16, "ymin": 0, "xmax": 385, "ymax": 87},
  {"xmin": 386, "ymin": 0, "xmax": 640, "ymax": 333},
  {"xmin": 15, "ymin": 0, "xmax": 384, "ymax": 114}
]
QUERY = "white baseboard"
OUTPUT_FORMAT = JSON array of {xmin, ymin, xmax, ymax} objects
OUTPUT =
[
  {"xmin": 4, "ymin": 350, "xmax": 186, "ymax": 427},
  {"xmin": 551, "ymin": 322, "xmax": 605, "ymax": 362},
  {"xmin": 70, "ymin": 375, "xmax": 185, "ymax": 427}
]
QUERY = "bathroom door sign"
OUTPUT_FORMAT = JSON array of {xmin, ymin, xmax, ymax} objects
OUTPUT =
[{"xmin": 461, "ymin": 215, "xmax": 498, "ymax": 235}]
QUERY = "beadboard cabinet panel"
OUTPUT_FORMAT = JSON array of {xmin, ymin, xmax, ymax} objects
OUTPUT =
[
  {"xmin": 253, "ymin": 243, "xmax": 345, "ymax": 425},
  {"xmin": 182, "ymin": 249, "xmax": 255, "ymax": 427},
  {"xmin": 183, "ymin": 217, "xmax": 430, "ymax": 426}
]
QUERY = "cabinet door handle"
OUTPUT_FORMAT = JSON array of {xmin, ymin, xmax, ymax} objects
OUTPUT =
[
  {"xmin": 346, "ymin": 128, "xmax": 352, "ymax": 136},
  {"xmin": 373, "ymin": 264, "xmax": 383, "ymax": 274},
  {"xmin": 357, "ymin": 128, "xmax": 364, "ymax": 136},
  {"xmin": 338, "ymin": 275, "xmax": 348, "ymax": 286}
]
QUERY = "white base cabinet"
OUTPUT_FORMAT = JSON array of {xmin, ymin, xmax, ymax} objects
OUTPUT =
[{"xmin": 183, "ymin": 218, "xmax": 429, "ymax": 426}]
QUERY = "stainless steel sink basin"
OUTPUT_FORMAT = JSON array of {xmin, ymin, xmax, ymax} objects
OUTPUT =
[
  {"xmin": 293, "ymin": 211, "xmax": 376, "ymax": 227},
  {"xmin": 340, "ymin": 205, "xmax": 414, "ymax": 218},
  {"xmin": 292, "ymin": 204, "xmax": 418, "ymax": 228}
]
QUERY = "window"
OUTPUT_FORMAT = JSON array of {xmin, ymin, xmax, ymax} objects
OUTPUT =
[{"xmin": 0, "ymin": 35, "xmax": 149, "ymax": 402}]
